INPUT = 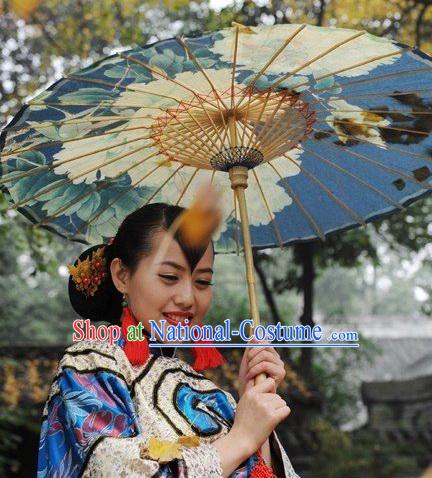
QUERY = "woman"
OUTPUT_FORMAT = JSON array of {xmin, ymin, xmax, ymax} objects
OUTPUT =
[{"xmin": 37, "ymin": 202, "xmax": 299, "ymax": 478}]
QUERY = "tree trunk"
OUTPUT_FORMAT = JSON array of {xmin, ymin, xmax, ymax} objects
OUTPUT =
[{"xmin": 298, "ymin": 242, "xmax": 315, "ymax": 382}]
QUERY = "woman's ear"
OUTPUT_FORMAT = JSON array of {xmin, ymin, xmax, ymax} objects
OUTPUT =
[{"xmin": 110, "ymin": 257, "xmax": 130, "ymax": 294}]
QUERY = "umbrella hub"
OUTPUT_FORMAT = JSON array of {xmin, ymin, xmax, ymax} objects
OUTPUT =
[{"xmin": 151, "ymin": 86, "xmax": 315, "ymax": 170}]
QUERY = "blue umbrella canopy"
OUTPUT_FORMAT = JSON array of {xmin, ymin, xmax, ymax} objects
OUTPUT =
[{"xmin": 1, "ymin": 23, "xmax": 431, "ymax": 254}]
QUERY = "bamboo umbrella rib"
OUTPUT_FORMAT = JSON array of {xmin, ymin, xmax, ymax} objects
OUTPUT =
[
  {"xmin": 240, "ymin": 91, "xmax": 254, "ymax": 146},
  {"xmin": 195, "ymin": 95, "xmax": 226, "ymax": 146},
  {"xmin": 249, "ymin": 94, "xmax": 290, "ymax": 151},
  {"xmin": 10, "ymin": 142, "xmax": 156, "ymax": 210},
  {"xmin": 28, "ymin": 100, "xmax": 168, "ymax": 109},
  {"xmin": 314, "ymin": 118, "xmax": 432, "ymax": 137},
  {"xmin": 266, "ymin": 160, "xmax": 325, "ymax": 240},
  {"xmin": 245, "ymin": 90, "xmax": 273, "ymax": 150},
  {"xmin": 210, "ymin": 168, "xmax": 216, "ymax": 184},
  {"xmin": 74, "ymin": 162, "xmax": 184, "ymax": 236},
  {"xmin": 164, "ymin": 110, "xmax": 215, "ymax": 156},
  {"xmin": 311, "ymin": 126, "xmax": 432, "ymax": 162},
  {"xmin": 3, "ymin": 114, "xmax": 160, "ymax": 136},
  {"xmin": 158, "ymin": 116, "xmax": 214, "ymax": 163},
  {"xmin": 261, "ymin": 123, "xmax": 307, "ymax": 158},
  {"xmin": 144, "ymin": 164, "xmax": 185, "ymax": 205},
  {"xmin": 235, "ymin": 24, "xmax": 306, "ymax": 110},
  {"xmin": 1, "ymin": 133, "xmax": 152, "ymax": 187},
  {"xmin": 175, "ymin": 167, "xmax": 200, "ymax": 205},
  {"xmin": 176, "ymin": 37, "xmax": 229, "ymax": 113},
  {"xmin": 37, "ymin": 150, "xmax": 161, "ymax": 224},
  {"xmin": 289, "ymin": 49, "xmax": 409, "ymax": 96},
  {"xmin": 251, "ymin": 168, "xmax": 286, "ymax": 250},
  {"xmin": 309, "ymin": 88, "xmax": 432, "ymax": 106},
  {"xmin": 309, "ymin": 67, "xmax": 432, "ymax": 95},
  {"xmin": 179, "ymin": 108, "xmax": 222, "ymax": 152},
  {"xmin": 118, "ymin": 52, "xmax": 222, "ymax": 112},
  {"xmin": 282, "ymin": 152, "xmax": 366, "ymax": 226},
  {"xmin": 2, "ymin": 124, "xmax": 153, "ymax": 158},
  {"xmin": 231, "ymin": 26, "xmax": 240, "ymax": 110},
  {"xmin": 157, "ymin": 141, "xmax": 209, "ymax": 167},
  {"xmin": 253, "ymin": 106, "xmax": 306, "ymax": 153},
  {"xmin": 268, "ymin": 31, "xmax": 366, "ymax": 92},
  {"xmin": 66, "ymin": 74, "xmax": 187, "ymax": 104},
  {"xmin": 315, "ymin": 109, "xmax": 432, "ymax": 116},
  {"xmin": 301, "ymin": 145, "xmax": 406, "ymax": 210},
  {"xmin": 309, "ymin": 132, "xmax": 432, "ymax": 189}
]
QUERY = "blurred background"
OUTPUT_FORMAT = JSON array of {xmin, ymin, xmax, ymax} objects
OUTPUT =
[{"xmin": 0, "ymin": 0, "xmax": 431, "ymax": 476}]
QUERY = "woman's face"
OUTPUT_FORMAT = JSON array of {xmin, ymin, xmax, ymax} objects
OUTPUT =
[{"xmin": 111, "ymin": 229, "xmax": 214, "ymax": 344}]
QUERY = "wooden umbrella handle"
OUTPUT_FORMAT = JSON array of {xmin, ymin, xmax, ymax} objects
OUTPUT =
[{"xmin": 229, "ymin": 166, "xmax": 268, "ymax": 385}]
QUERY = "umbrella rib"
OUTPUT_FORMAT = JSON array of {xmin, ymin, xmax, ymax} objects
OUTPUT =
[
  {"xmin": 2, "ymin": 114, "xmax": 159, "ymax": 135},
  {"xmin": 74, "ymin": 163, "xmax": 185, "ymax": 236},
  {"xmin": 235, "ymin": 24, "xmax": 306, "ymax": 110},
  {"xmin": 249, "ymin": 93, "xmax": 290, "ymax": 151},
  {"xmin": 37, "ymin": 150, "xmax": 162, "ymax": 225},
  {"xmin": 28, "ymin": 100, "xmax": 168, "ymax": 110},
  {"xmin": 308, "ymin": 67, "xmax": 432, "ymax": 93},
  {"xmin": 231, "ymin": 25, "xmax": 240, "ymax": 110},
  {"xmin": 245, "ymin": 90, "xmax": 273, "ymax": 150},
  {"xmin": 176, "ymin": 37, "xmax": 229, "ymax": 112},
  {"xmin": 289, "ymin": 49, "xmax": 408, "ymax": 96},
  {"xmin": 266, "ymin": 160, "xmax": 325, "ymax": 241},
  {"xmin": 314, "ymin": 118, "xmax": 432, "ymax": 137},
  {"xmin": 1, "ymin": 124, "xmax": 153, "ymax": 158},
  {"xmin": 315, "ymin": 109, "xmax": 432, "ymax": 116},
  {"xmin": 309, "ymin": 132, "xmax": 432, "ymax": 189},
  {"xmin": 66, "ymin": 75, "xmax": 187, "ymax": 104},
  {"xmin": 301, "ymin": 145, "xmax": 406, "ymax": 210},
  {"xmin": 158, "ymin": 116, "xmax": 214, "ymax": 164},
  {"xmin": 282, "ymin": 152, "xmax": 367, "ymax": 226},
  {"xmin": 118, "ymin": 52, "xmax": 220, "ymax": 111},
  {"xmin": 178, "ymin": 107, "xmax": 222, "ymax": 153},
  {"xmin": 144, "ymin": 164, "xmax": 185, "ymax": 205},
  {"xmin": 0, "ymin": 134, "xmax": 152, "ymax": 186},
  {"xmin": 10, "ymin": 143, "xmax": 157, "ymax": 210},
  {"xmin": 269, "ymin": 31, "xmax": 367, "ymax": 91},
  {"xmin": 309, "ymin": 88, "xmax": 432, "ymax": 106},
  {"xmin": 311, "ymin": 126, "xmax": 432, "ymax": 162},
  {"xmin": 195, "ymin": 95, "xmax": 226, "ymax": 146},
  {"xmin": 251, "ymin": 168, "xmax": 286, "ymax": 250},
  {"xmin": 175, "ymin": 167, "xmax": 200, "ymax": 205},
  {"xmin": 155, "ymin": 141, "xmax": 209, "ymax": 167}
]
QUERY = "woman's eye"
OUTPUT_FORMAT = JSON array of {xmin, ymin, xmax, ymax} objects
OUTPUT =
[
  {"xmin": 159, "ymin": 274, "xmax": 178, "ymax": 281},
  {"xmin": 196, "ymin": 280, "xmax": 214, "ymax": 286}
]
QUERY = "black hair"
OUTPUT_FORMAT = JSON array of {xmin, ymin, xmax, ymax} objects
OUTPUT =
[{"xmin": 68, "ymin": 202, "xmax": 214, "ymax": 324}]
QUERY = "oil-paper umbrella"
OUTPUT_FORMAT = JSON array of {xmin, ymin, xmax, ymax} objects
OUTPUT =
[{"xmin": 1, "ymin": 23, "xmax": 432, "ymax": 331}]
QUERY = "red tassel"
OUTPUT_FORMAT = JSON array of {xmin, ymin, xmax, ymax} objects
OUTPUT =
[
  {"xmin": 190, "ymin": 323, "xmax": 225, "ymax": 372},
  {"xmin": 121, "ymin": 306, "xmax": 150, "ymax": 365},
  {"xmin": 250, "ymin": 450, "xmax": 277, "ymax": 478}
]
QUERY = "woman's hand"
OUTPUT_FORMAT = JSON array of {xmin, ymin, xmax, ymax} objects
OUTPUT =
[
  {"xmin": 228, "ymin": 377, "xmax": 291, "ymax": 457},
  {"xmin": 238, "ymin": 336, "xmax": 286, "ymax": 397}
]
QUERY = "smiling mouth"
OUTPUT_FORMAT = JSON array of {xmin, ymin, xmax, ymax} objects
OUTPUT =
[{"xmin": 162, "ymin": 314, "xmax": 191, "ymax": 326}]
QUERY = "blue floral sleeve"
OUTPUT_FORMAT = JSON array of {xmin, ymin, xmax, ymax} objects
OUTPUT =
[{"xmin": 37, "ymin": 367, "xmax": 139, "ymax": 477}]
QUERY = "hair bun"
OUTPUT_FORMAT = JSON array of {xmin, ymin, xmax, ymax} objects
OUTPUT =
[{"xmin": 68, "ymin": 244, "xmax": 122, "ymax": 324}]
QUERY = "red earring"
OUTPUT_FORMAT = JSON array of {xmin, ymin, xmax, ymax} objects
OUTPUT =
[{"xmin": 121, "ymin": 300, "xmax": 149, "ymax": 366}]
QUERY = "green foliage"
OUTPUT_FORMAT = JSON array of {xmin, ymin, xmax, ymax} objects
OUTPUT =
[
  {"xmin": 310, "ymin": 418, "xmax": 427, "ymax": 478},
  {"xmin": 312, "ymin": 335, "xmax": 379, "ymax": 426}
]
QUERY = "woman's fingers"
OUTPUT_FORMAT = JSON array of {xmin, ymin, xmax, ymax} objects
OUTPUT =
[
  {"xmin": 248, "ymin": 350, "xmax": 282, "ymax": 370},
  {"xmin": 246, "ymin": 361, "xmax": 285, "ymax": 383}
]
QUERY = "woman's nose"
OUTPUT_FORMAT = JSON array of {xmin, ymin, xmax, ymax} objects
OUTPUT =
[{"xmin": 173, "ymin": 281, "xmax": 194, "ymax": 308}]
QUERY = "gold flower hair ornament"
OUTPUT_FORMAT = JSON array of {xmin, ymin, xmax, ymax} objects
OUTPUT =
[{"xmin": 67, "ymin": 246, "xmax": 109, "ymax": 297}]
